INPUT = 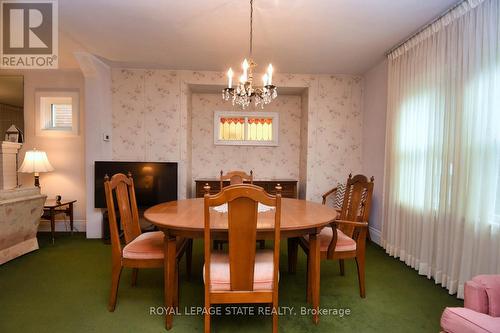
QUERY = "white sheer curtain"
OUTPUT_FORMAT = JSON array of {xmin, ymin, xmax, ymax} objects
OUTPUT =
[{"xmin": 383, "ymin": 0, "xmax": 500, "ymax": 298}]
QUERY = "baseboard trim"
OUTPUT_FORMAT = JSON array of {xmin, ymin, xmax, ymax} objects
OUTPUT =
[
  {"xmin": 38, "ymin": 219, "xmax": 86, "ymax": 233},
  {"xmin": 369, "ymin": 227, "xmax": 381, "ymax": 246}
]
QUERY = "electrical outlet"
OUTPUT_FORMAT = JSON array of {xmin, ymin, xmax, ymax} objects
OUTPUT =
[{"xmin": 103, "ymin": 133, "xmax": 110, "ymax": 142}]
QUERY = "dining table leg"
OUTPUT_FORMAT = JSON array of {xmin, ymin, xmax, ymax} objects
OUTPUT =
[
  {"xmin": 306, "ymin": 249, "xmax": 312, "ymax": 304},
  {"xmin": 308, "ymin": 232, "xmax": 321, "ymax": 325},
  {"xmin": 164, "ymin": 232, "xmax": 177, "ymax": 330},
  {"xmin": 287, "ymin": 238, "xmax": 298, "ymax": 274}
]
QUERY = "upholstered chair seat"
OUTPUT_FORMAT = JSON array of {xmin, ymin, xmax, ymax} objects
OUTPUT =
[
  {"xmin": 204, "ymin": 250, "xmax": 275, "ymax": 291},
  {"xmin": 441, "ymin": 275, "xmax": 500, "ymax": 333},
  {"xmin": 304, "ymin": 228, "xmax": 357, "ymax": 252},
  {"xmin": 123, "ymin": 231, "xmax": 187, "ymax": 260}
]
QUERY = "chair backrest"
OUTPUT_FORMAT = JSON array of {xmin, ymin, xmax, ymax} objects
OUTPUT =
[
  {"xmin": 204, "ymin": 184, "xmax": 281, "ymax": 291},
  {"xmin": 339, "ymin": 174, "xmax": 374, "ymax": 237},
  {"xmin": 220, "ymin": 170, "xmax": 253, "ymax": 189},
  {"xmin": 104, "ymin": 173, "xmax": 142, "ymax": 258}
]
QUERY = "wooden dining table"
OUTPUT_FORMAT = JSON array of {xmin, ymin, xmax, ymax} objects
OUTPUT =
[{"xmin": 144, "ymin": 197, "xmax": 338, "ymax": 330}]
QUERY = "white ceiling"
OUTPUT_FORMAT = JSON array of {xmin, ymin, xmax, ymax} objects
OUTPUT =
[{"xmin": 60, "ymin": 0, "xmax": 460, "ymax": 74}]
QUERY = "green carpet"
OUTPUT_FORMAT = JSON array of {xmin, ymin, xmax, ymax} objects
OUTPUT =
[{"xmin": 0, "ymin": 233, "xmax": 462, "ymax": 333}]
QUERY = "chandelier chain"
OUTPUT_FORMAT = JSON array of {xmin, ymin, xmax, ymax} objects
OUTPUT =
[{"xmin": 249, "ymin": 0, "xmax": 253, "ymax": 56}]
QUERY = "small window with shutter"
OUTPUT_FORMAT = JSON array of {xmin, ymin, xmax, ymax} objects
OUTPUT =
[
  {"xmin": 35, "ymin": 91, "xmax": 79, "ymax": 136},
  {"xmin": 50, "ymin": 103, "xmax": 73, "ymax": 129}
]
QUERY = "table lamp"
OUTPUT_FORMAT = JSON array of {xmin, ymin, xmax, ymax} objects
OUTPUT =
[{"xmin": 18, "ymin": 149, "xmax": 54, "ymax": 187}]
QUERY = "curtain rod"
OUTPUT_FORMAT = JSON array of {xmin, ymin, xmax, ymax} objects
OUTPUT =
[{"xmin": 385, "ymin": 0, "xmax": 465, "ymax": 56}]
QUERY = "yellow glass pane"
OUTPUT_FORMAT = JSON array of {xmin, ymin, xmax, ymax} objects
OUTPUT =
[
  {"xmin": 235, "ymin": 122, "xmax": 244, "ymax": 140},
  {"xmin": 219, "ymin": 118, "xmax": 245, "ymax": 140},
  {"xmin": 223, "ymin": 122, "xmax": 230, "ymax": 139},
  {"xmin": 248, "ymin": 122, "xmax": 256, "ymax": 140},
  {"xmin": 247, "ymin": 118, "xmax": 273, "ymax": 141},
  {"xmin": 257, "ymin": 123, "xmax": 263, "ymax": 140},
  {"xmin": 263, "ymin": 123, "xmax": 269, "ymax": 140}
]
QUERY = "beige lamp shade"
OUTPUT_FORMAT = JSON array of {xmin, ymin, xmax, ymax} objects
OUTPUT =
[{"xmin": 18, "ymin": 149, "xmax": 54, "ymax": 174}]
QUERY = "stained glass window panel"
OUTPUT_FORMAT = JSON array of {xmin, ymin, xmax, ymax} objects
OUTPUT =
[
  {"xmin": 214, "ymin": 112, "xmax": 278, "ymax": 146},
  {"xmin": 219, "ymin": 117, "xmax": 245, "ymax": 140},
  {"xmin": 247, "ymin": 118, "xmax": 273, "ymax": 141}
]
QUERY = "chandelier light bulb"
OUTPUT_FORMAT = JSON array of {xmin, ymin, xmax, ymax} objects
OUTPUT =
[
  {"xmin": 242, "ymin": 59, "xmax": 249, "ymax": 81},
  {"xmin": 262, "ymin": 73, "xmax": 269, "ymax": 86},
  {"xmin": 267, "ymin": 64, "xmax": 273, "ymax": 85},
  {"xmin": 227, "ymin": 68, "xmax": 233, "ymax": 88}
]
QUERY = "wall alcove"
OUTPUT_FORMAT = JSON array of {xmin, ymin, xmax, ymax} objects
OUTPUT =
[{"xmin": 186, "ymin": 84, "xmax": 309, "ymax": 199}]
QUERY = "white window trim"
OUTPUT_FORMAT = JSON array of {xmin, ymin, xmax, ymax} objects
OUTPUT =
[
  {"xmin": 213, "ymin": 111, "xmax": 279, "ymax": 146},
  {"xmin": 35, "ymin": 90, "xmax": 79, "ymax": 137}
]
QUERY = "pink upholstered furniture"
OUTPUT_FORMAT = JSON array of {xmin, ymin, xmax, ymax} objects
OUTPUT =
[{"xmin": 441, "ymin": 275, "xmax": 500, "ymax": 333}]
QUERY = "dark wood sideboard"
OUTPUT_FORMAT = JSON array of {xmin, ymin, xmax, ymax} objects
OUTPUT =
[{"xmin": 195, "ymin": 179, "xmax": 298, "ymax": 198}]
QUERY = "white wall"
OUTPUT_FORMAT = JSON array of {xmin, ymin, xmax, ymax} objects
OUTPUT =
[
  {"xmin": 75, "ymin": 52, "xmax": 113, "ymax": 238},
  {"xmin": 0, "ymin": 69, "xmax": 86, "ymax": 229},
  {"xmin": 298, "ymin": 90, "xmax": 309, "ymax": 199},
  {"xmin": 362, "ymin": 59, "xmax": 388, "ymax": 244}
]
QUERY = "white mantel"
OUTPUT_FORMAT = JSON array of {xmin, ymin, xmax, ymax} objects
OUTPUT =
[{"xmin": 0, "ymin": 141, "xmax": 22, "ymax": 190}]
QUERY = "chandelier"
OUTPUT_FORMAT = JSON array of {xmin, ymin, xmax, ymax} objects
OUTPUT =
[{"xmin": 222, "ymin": 0, "xmax": 277, "ymax": 109}]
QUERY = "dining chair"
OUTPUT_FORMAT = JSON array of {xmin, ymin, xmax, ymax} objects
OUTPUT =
[
  {"xmin": 203, "ymin": 184, "xmax": 281, "ymax": 333},
  {"xmin": 220, "ymin": 170, "xmax": 253, "ymax": 188},
  {"xmin": 321, "ymin": 174, "xmax": 369, "ymax": 208},
  {"xmin": 104, "ymin": 172, "xmax": 191, "ymax": 311},
  {"xmin": 289, "ymin": 174, "xmax": 374, "ymax": 298},
  {"xmin": 321, "ymin": 174, "xmax": 373, "ymax": 241},
  {"xmin": 216, "ymin": 170, "xmax": 265, "ymax": 249}
]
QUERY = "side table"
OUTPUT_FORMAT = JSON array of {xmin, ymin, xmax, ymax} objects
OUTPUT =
[{"xmin": 42, "ymin": 199, "xmax": 77, "ymax": 244}]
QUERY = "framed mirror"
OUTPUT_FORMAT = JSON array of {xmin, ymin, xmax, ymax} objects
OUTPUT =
[{"xmin": 0, "ymin": 76, "xmax": 24, "ymax": 142}]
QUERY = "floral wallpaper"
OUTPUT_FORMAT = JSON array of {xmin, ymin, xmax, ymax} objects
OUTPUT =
[
  {"xmin": 191, "ymin": 93, "xmax": 302, "ymax": 185},
  {"xmin": 308, "ymin": 75, "xmax": 364, "ymax": 200},
  {"xmin": 111, "ymin": 69, "xmax": 363, "ymax": 201},
  {"xmin": 111, "ymin": 69, "xmax": 181, "ymax": 161}
]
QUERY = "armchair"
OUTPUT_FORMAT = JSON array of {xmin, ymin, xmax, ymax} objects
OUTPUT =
[
  {"xmin": 289, "ymin": 174, "xmax": 374, "ymax": 298},
  {"xmin": 441, "ymin": 275, "xmax": 500, "ymax": 332}
]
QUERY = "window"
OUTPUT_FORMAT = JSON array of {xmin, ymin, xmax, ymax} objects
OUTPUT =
[
  {"xmin": 51, "ymin": 103, "xmax": 72, "ymax": 128},
  {"xmin": 214, "ymin": 111, "xmax": 279, "ymax": 146},
  {"xmin": 495, "ymin": 165, "xmax": 500, "ymax": 225},
  {"xmin": 35, "ymin": 91, "xmax": 79, "ymax": 136}
]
